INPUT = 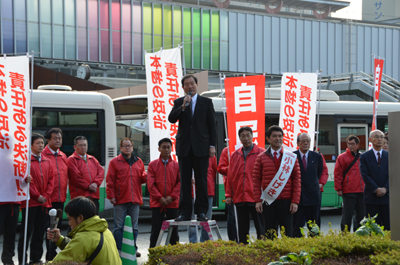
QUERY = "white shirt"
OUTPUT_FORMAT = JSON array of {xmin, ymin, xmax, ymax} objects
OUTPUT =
[
  {"xmin": 300, "ymin": 150, "xmax": 309, "ymax": 167},
  {"xmin": 271, "ymin": 147, "xmax": 282, "ymax": 159},
  {"xmin": 372, "ymin": 148, "xmax": 382, "ymax": 162},
  {"xmin": 48, "ymin": 146, "xmax": 58, "ymax": 155},
  {"xmin": 79, "ymin": 154, "xmax": 87, "ymax": 161},
  {"xmin": 191, "ymin": 93, "xmax": 198, "ymax": 113}
]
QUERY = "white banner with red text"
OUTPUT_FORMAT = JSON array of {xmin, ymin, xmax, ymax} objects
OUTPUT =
[
  {"xmin": 224, "ymin": 75, "xmax": 265, "ymax": 152},
  {"xmin": 145, "ymin": 48, "xmax": 184, "ymax": 162},
  {"xmin": 279, "ymin": 73, "xmax": 317, "ymax": 151},
  {"xmin": 260, "ymin": 149, "xmax": 297, "ymax": 205},
  {"xmin": 372, "ymin": 58, "xmax": 384, "ymax": 131},
  {"xmin": 0, "ymin": 56, "xmax": 31, "ymax": 202}
]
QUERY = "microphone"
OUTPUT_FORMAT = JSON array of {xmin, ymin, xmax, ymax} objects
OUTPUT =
[
  {"xmin": 185, "ymin": 91, "xmax": 192, "ymax": 107},
  {"xmin": 49, "ymin": 209, "xmax": 63, "ymax": 230}
]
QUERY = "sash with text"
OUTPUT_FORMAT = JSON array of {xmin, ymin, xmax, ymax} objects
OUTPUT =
[
  {"xmin": 260, "ymin": 149, "xmax": 297, "ymax": 205},
  {"xmin": 279, "ymin": 73, "xmax": 317, "ymax": 151},
  {"xmin": 0, "ymin": 56, "xmax": 31, "ymax": 202},
  {"xmin": 224, "ymin": 75, "xmax": 265, "ymax": 152},
  {"xmin": 145, "ymin": 48, "xmax": 184, "ymax": 162}
]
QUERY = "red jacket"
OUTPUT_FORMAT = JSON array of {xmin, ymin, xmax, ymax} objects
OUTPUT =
[
  {"xmin": 252, "ymin": 147, "xmax": 301, "ymax": 204},
  {"xmin": 43, "ymin": 145, "xmax": 68, "ymax": 203},
  {"xmin": 217, "ymin": 147, "xmax": 229, "ymax": 188},
  {"xmin": 67, "ymin": 152, "xmax": 104, "ymax": 200},
  {"xmin": 334, "ymin": 148, "xmax": 364, "ymax": 194},
  {"xmin": 319, "ymin": 154, "xmax": 329, "ymax": 192},
  {"xmin": 146, "ymin": 156, "xmax": 180, "ymax": 209},
  {"xmin": 207, "ymin": 156, "xmax": 218, "ymax": 197},
  {"xmin": 106, "ymin": 154, "xmax": 147, "ymax": 205},
  {"xmin": 21, "ymin": 154, "xmax": 54, "ymax": 209},
  {"xmin": 226, "ymin": 145, "xmax": 265, "ymax": 203}
]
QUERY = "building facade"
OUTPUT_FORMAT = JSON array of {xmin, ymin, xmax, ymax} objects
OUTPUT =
[{"xmin": 1, "ymin": 0, "xmax": 400, "ymax": 81}]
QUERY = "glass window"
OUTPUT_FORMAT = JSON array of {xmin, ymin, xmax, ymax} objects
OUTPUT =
[
  {"xmin": 53, "ymin": 0, "xmax": 63, "ymax": 25},
  {"xmin": 114, "ymin": 98, "xmax": 147, "ymax": 115},
  {"xmin": 317, "ymin": 116, "xmax": 335, "ymax": 161},
  {"xmin": 16, "ymin": 22, "xmax": 27, "ymax": 53},
  {"xmin": 183, "ymin": 8, "xmax": 192, "ymax": 67},
  {"xmin": 377, "ymin": 117, "xmax": 388, "ymax": 133},
  {"xmin": 40, "ymin": 0, "xmax": 51, "ymax": 23},
  {"xmin": 78, "ymin": 28, "xmax": 88, "ymax": 60},
  {"xmin": 66, "ymin": 27, "xmax": 76, "ymax": 60},
  {"xmin": 54, "ymin": 26, "xmax": 64, "ymax": 58},
  {"xmin": 122, "ymin": 0, "xmax": 132, "ymax": 64},
  {"xmin": 265, "ymin": 115, "xmax": 279, "ymax": 149},
  {"xmin": 41, "ymin": 24, "xmax": 51, "ymax": 57},
  {"xmin": 28, "ymin": 0, "xmax": 39, "ymax": 22},
  {"xmin": 2, "ymin": 0, "xmax": 13, "ymax": 19},
  {"xmin": 65, "ymin": 0, "xmax": 75, "ymax": 26},
  {"xmin": 132, "ymin": 2, "xmax": 142, "ymax": 64},
  {"xmin": 173, "ymin": 6, "xmax": 182, "ymax": 38},
  {"xmin": 32, "ymin": 109, "xmax": 104, "ymax": 165},
  {"xmin": 338, "ymin": 125, "xmax": 368, "ymax": 154},
  {"xmin": 116, "ymin": 118, "xmax": 150, "ymax": 164}
]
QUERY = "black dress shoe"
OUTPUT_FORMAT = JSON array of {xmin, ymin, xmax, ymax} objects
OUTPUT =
[
  {"xmin": 175, "ymin": 215, "xmax": 191, "ymax": 221},
  {"xmin": 197, "ymin": 213, "xmax": 208, "ymax": 222}
]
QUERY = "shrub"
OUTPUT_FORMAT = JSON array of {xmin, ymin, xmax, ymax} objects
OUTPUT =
[{"xmin": 146, "ymin": 230, "xmax": 400, "ymax": 265}]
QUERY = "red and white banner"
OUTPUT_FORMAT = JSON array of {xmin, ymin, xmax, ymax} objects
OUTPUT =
[
  {"xmin": 145, "ymin": 48, "xmax": 184, "ymax": 161},
  {"xmin": 372, "ymin": 58, "xmax": 384, "ymax": 131},
  {"xmin": 279, "ymin": 73, "xmax": 317, "ymax": 151},
  {"xmin": 224, "ymin": 75, "xmax": 265, "ymax": 152},
  {"xmin": 0, "ymin": 56, "xmax": 31, "ymax": 202}
]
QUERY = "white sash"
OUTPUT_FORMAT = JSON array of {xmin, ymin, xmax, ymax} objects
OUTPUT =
[{"xmin": 260, "ymin": 149, "xmax": 297, "ymax": 205}]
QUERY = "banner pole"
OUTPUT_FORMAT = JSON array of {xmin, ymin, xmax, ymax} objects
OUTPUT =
[
  {"xmin": 181, "ymin": 42, "xmax": 186, "ymax": 76},
  {"xmin": 315, "ymin": 70, "xmax": 322, "ymax": 151},
  {"xmin": 219, "ymin": 73, "xmax": 230, "ymax": 161},
  {"xmin": 22, "ymin": 51, "xmax": 35, "ymax": 265}
]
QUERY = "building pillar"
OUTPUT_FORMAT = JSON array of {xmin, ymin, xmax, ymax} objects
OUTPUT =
[{"xmin": 389, "ymin": 111, "xmax": 400, "ymax": 240}]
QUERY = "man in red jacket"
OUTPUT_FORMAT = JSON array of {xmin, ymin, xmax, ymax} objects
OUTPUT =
[
  {"xmin": 334, "ymin": 135, "xmax": 364, "ymax": 232},
  {"xmin": 226, "ymin": 126, "xmax": 265, "ymax": 244},
  {"xmin": 217, "ymin": 147, "xmax": 237, "ymax": 242},
  {"xmin": 18, "ymin": 133, "xmax": 54, "ymax": 265},
  {"xmin": 253, "ymin": 125, "xmax": 301, "ymax": 239},
  {"xmin": 106, "ymin": 138, "xmax": 146, "ymax": 257},
  {"xmin": 147, "ymin": 138, "xmax": 180, "ymax": 248},
  {"xmin": 67, "ymin": 136, "xmax": 104, "ymax": 215},
  {"xmin": 43, "ymin": 128, "xmax": 68, "ymax": 261}
]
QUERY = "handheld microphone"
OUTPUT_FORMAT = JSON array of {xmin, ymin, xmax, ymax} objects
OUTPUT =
[
  {"xmin": 185, "ymin": 91, "xmax": 192, "ymax": 107},
  {"xmin": 49, "ymin": 209, "xmax": 63, "ymax": 230}
]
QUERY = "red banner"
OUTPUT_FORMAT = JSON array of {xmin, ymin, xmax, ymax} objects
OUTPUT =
[
  {"xmin": 224, "ymin": 75, "xmax": 265, "ymax": 152},
  {"xmin": 372, "ymin": 58, "xmax": 384, "ymax": 131}
]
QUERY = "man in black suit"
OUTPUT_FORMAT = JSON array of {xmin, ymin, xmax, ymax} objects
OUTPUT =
[
  {"xmin": 360, "ymin": 130, "xmax": 390, "ymax": 230},
  {"xmin": 293, "ymin": 133, "xmax": 323, "ymax": 237},
  {"xmin": 168, "ymin": 75, "xmax": 217, "ymax": 222}
]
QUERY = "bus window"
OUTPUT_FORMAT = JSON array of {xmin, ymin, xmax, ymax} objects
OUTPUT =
[
  {"xmin": 116, "ymin": 118, "xmax": 150, "ymax": 164},
  {"xmin": 377, "ymin": 117, "xmax": 388, "ymax": 133},
  {"xmin": 317, "ymin": 116, "xmax": 335, "ymax": 161},
  {"xmin": 265, "ymin": 115, "xmax": 279, "ymax": 149},
  {"xmin": 32, "ymin": 108, "xmax": 105, "ymax": 165},
  {"xmin": 337, "ymin": 124, "xmax": 368, "ymax": 154}
]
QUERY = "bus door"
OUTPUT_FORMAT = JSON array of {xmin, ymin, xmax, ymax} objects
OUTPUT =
[{"xmin": 337, "ymin": 123, "xmax": 369, "ymax": 155}]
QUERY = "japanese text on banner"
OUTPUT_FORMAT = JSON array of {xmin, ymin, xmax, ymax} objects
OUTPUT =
[
  {"xmin": 224, "ymin": 75, "xmax": 265, "ymax": 153},
  {"xmin": 0, "ymin": 56, "xmax": 31, "ymax": 202},
  {"xmin": 279, "ymin": 73, "xmax": 317, "ymax": 152},
  {"xmin": 145, "ymin": 48, "xmax": 183, "ymax": 162}
]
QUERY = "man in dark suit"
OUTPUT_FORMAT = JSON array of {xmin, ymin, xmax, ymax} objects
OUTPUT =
[
  {"xmin": 360, "ymin": 130, "xmax": 389, "ymax": 230},
  {"xmin": 293, "ymin": 133, "xmax": 323, "ymax": 237},
  {"xmin": 168, "ymin": 75, "xmax": 217, "ymax": 222}
]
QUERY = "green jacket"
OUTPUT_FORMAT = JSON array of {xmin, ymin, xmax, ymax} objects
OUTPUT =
[{"xmin": 50, "ymin": 216, "xmax": 122, "ymax": 265}]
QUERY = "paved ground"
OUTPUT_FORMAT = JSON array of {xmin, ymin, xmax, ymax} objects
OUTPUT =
[{"xmin": 1, "ymin": 208, "xmax": 342, "ymax": 265}]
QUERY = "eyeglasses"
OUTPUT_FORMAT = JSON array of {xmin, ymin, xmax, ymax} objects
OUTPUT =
[
  {"xmin": 299, "ymin": 140, "xmax": 310, "ymax": 143},
  {"xmin": 76, "ymin": 144, "xmax": 87, "ymax": 147},
  {"xmin": 372, "ymin": 135, "xmax": 384, "ymax": 139},
  {"xmin": 347, "ymin": 143, "xmax": 356, "ymax": 146},
  {"xmin": 121, "ymin": 145, "xmax": 133, "ymax": 148}
]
